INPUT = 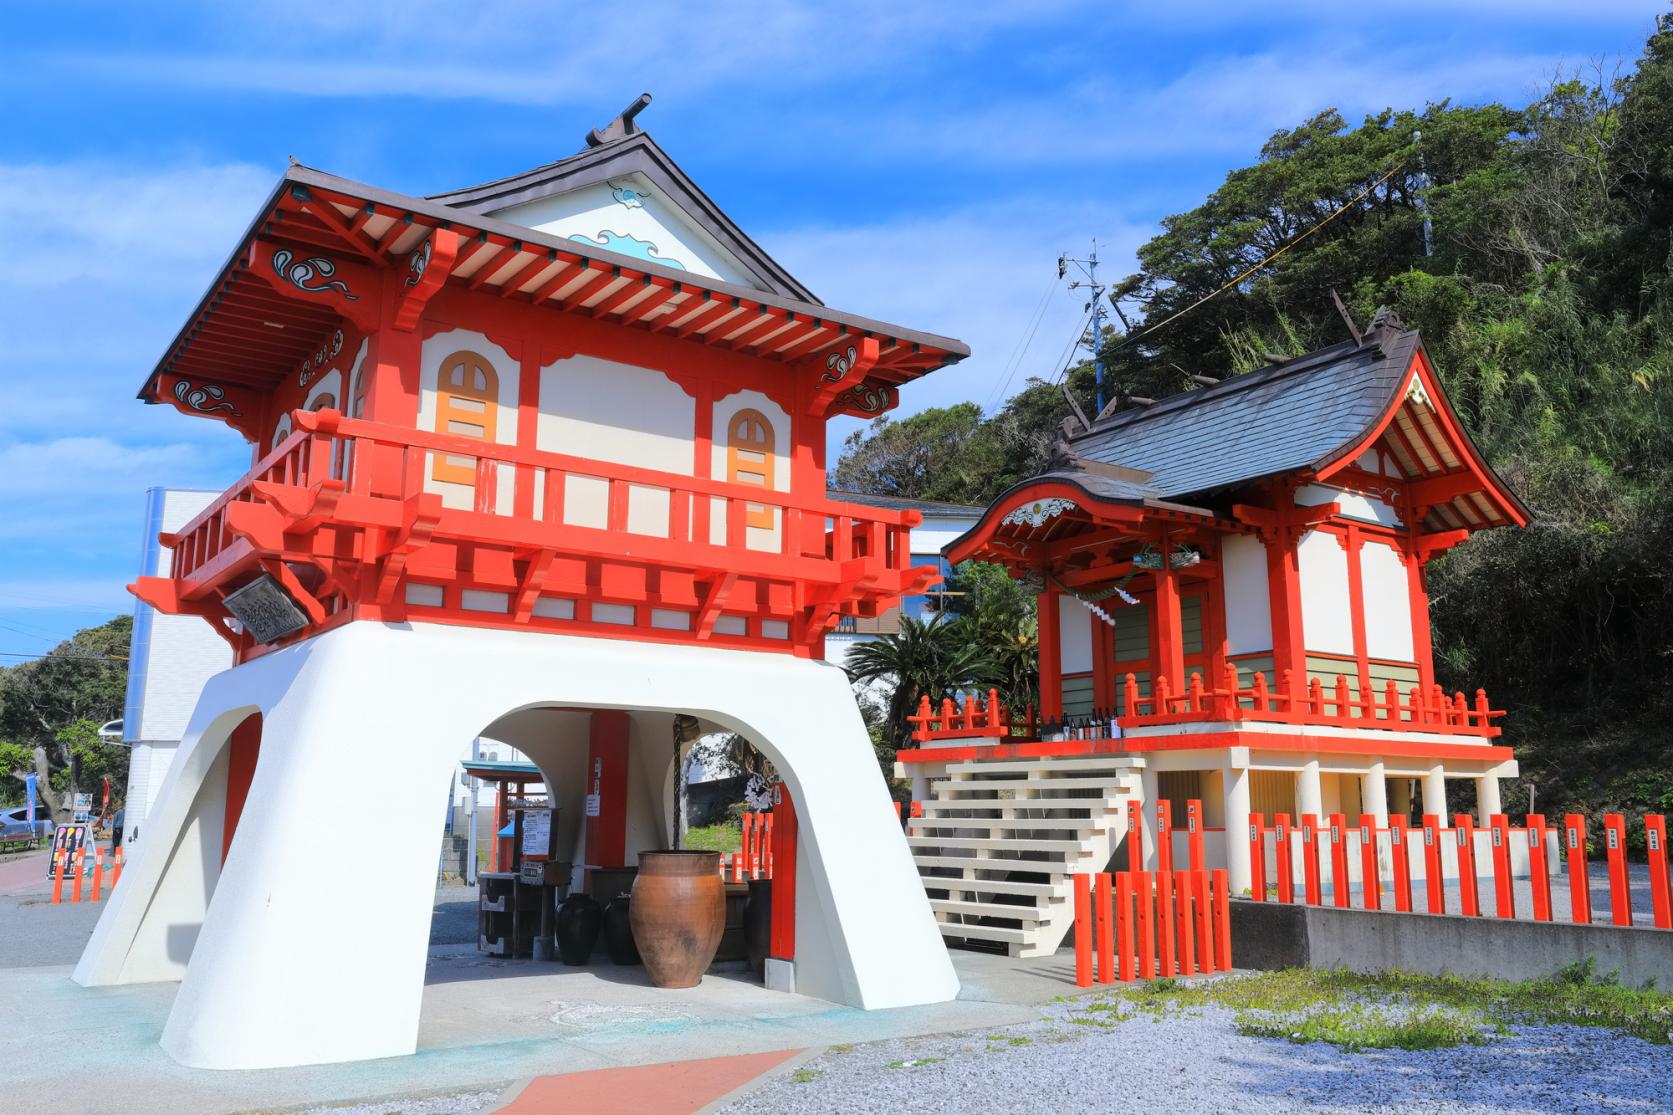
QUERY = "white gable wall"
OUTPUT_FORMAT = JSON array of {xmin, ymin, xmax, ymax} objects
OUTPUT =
[
  {"xmin": 1221, "ymin": 533, "xmax": 1273, "ymax": 655},
  {"xmin": 490, "ymin": 174, "xmax": 759, "ymax": 288},
  {"xmin": 1297, "ymin": 528, "xmax": 1354, "ymax": 656}
]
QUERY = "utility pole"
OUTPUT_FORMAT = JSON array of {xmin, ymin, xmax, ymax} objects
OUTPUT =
[
  {"xmin": 1059, "ymin": 241, "xmax": 1108, "ymax": 414},
  {"xmin": 1412, "ymin": 130, "xmax": 1434, "ymax": 259}
]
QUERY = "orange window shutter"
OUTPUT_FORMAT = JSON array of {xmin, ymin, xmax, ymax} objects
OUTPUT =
[
  {"xmin": 433, "ymin": 351, "xmax": 499, "ymax": 485},
  {"xmin": 726, "ymin": 409, "xmax": 776, "ymax": 529}
]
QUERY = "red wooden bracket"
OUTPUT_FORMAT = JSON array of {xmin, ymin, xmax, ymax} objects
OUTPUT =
[
  {"xmin": 248, "ymin": 238, "xmax": 381, "ymax": 332},
  {"xmin": 154, "ymin": 374, "xmax": 266, "ymax": 443},
  {"xmin": 806, "ymin": 336, "xmax": 880, "ymax": 417},
  {"xmin": 695, "ymin": 572, "xmax": 739, "ymax": 639},
  {"xmin": 393, "ymin": 229, "xmax": 460, "ymax": 332}
]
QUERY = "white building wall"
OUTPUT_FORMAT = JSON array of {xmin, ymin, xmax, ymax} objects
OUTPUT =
[
  {"xmin": 122, "ymin": 488, "xmax": 234, "ymax": 846},
  {"xmin": 1057, "ymin": 593, "xmax": 1094, "ymax": 674},
  {"xmin": 1220, "ymin": 533, "xmax": 1273, "ymax": 655},
  {"xmin": 1297, "ymin": 528, "xmax": 1354, "ymax": 655},
  {"xmin": 1360, "ymin": 539, "xmax": 1416, "ymax": 661}
]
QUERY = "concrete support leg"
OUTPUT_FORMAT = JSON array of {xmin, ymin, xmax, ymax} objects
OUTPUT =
[
  {"xmin": 1423, "ymin": 764, "xmax": 1448, "ymax": 820},
  {"xmin": 1297, "ymin": 760, "xmax": 1323, "ymax": 821},
  {"xmin": 1365, "ymin": 762, "xmax": 1391, "ymax": 874},
  {"xmin": 1476, "ymin": 773, "xmax": 1502, "ymax": 825},
  {"xmin": 1139, "ymin": 767, "xmax": 1160, "ymax": 870},
  {"xmin": 77, "ymin": 622, "xmax": 957, "ymax": 1070},
  {"xmin": 1222, "ymin": 764, "xmax": 1252, "ymax": 894}
]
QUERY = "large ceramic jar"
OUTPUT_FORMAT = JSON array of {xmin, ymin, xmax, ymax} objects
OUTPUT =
[{"xmin": 628, "ymin": 850, "xmax": 725, "ymax": 988}]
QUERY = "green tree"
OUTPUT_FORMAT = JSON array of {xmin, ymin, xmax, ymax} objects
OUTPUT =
[{"xmin": 845, "ymin": 614, "xmax": 997, "ymax": 757}]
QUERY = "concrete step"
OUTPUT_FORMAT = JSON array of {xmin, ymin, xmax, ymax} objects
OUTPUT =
[
  {"xmin": 919, "ymin": 876, "xmax": 1067, "ymax": 898},
  {"xmin": 947, "ymin": 755, "xmax": 1145, "ymax": 777},
  {"xmin": 910, "ymin": 819, "xmax": 1104, "ymax": 836},
  {"xmin": 917, "ymin": 796, "xmax": 1122, "ymax": 813},
  {"xmin": 908, "ymin": 835, "xmax": 1088, "ymax": 855},
  {"xmin": 936, "ymin": 777, "xmax": 1139, "ymax": 794},
  {"xmin": 912, "ymin": 854, "xmax": 1060, "ymax": 873},
  {"xmin": 931, "ymin": 920, "xmax": 1031, "ymax": 945},
  {"xmin": 930, "ymin": 898, "xmax": 1045, "ymax": 922}
]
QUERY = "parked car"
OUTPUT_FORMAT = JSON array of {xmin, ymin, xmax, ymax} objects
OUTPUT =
[{"xmin": 0, "ymin": 806, "xmax": 53, "ymax": 847}]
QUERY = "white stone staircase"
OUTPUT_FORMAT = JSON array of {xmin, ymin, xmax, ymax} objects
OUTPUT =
[{"xmin": 906, "ymin": 753, "xmax": 1146, "ymax": 958}]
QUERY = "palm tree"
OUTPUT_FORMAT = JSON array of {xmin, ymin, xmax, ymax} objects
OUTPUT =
[{"xmin": 846, "ymin": 613, "xmax": 997, "ymax": 751}]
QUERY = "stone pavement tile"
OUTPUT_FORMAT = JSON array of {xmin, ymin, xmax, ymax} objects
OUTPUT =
[{"xmin": 494, "ymin": 1048, "xmax": 802, "ymax": 1114}]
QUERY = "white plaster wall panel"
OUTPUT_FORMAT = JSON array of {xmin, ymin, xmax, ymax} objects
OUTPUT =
[
  {"xmin": 417, "ymin": 330, "xmax": 519, "ymax": 514},
  {"xmin": 1297, "ymin": 529, "xmax": 1354, "ymax": 656},
  {"xmin": 489, "ymin": 176, "xmax": 758, "ymax": 288},
  {"xmin": 1360, "ymin": 539, "xmax": 1416, "ymax": 661},
  {"xmin": 302, "ymin": 369, "xmax": 341, "ymax": 413},
  {"xmin": 899, "ymin": 520, "xmax": 982, "ymax": 552},
  {"xmin": 1220, "ymin": 533, "xmax": 1273, "ymax": 656},
  {"xmin": 1295, "ymin": 482, "xmax": 1401, "ymax": 528},
  {"xmin": 710, "ymin": 389, "xmax": 790, "ymax": 551},
  {"xmin": 1057, "ymin": 594, "xmax": 1094, "ymax": 675},
  {"xmin": 126, "ymin": 489, "xmax": 234, "ymax": 746},
  {"xmin": 77, "ymin": 622, "xmax": 958, "ymax": 1069},
  {"xmin": 539, "ymin": 355, "xmax": 694, "ymax": 534}
]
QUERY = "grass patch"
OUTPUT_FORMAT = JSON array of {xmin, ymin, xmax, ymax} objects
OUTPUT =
[
  {"xmin": 789, "ymin": 1068, "xmax": 823, "ymax": 1084},
  {"xmin": 828, "ymin": 1043, "xmax": 855, "ymax": 1054},
  {"xmin": 1118, "ymin": 963, "xmax": 1673, "ymax": 1051},
  {"xmin": 682, "ymin": 823, "xmax": 740, "ymax": 853},
  {"xmin": 885, "ymin": 1057, "xmax": 943, "ymax": 1068}
]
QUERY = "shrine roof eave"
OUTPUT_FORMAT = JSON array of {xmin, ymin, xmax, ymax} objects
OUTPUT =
[
  {"xmin": 942, "ymin": 472, "xmax": 1226, "ymax": 567},
  {"xmin": 137, "ymin": 163, "xmax": 970, "ymax": 408}
]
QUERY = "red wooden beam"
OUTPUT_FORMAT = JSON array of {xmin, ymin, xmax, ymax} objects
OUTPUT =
[
  {"xmin": 525, "ymin": 258, "xmax": 589, "ymax": 304},
  {"xmin": 465, "ymin": 241, "xmax": 525, "ymax": 291},
  {"xmin": 292, "ymin": 191, "xmax": 388, "ymax": 265},
  {"xmin": 555, "ymin": 268, "xmax": 617, "ymax": 312},
  {"xmin": 587, "ymin": 275, "xmax": 655, "ymax": 319},
  {"xmin": 617, "ymin": 282, "xmax": 684, "ymax": 326},
  {"xmin": 674, "ymin": 297, "xmax": 742, "ymax": 339},
  {"xmin": 493, "ymin": 251, "xmax": 556, "ymax": 298}
]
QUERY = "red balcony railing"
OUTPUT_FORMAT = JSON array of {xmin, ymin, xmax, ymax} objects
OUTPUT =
[
  {"xmin": 159, "ymin": 408, "xmax": 928, "ymax": 618},
  {"xmin": 907, "ymin": 663, "xmax": 1503, "ymax": 743}
]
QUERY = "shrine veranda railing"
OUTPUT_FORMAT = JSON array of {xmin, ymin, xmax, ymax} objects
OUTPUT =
[
  {"xmin": 163, "ymin": 408, "xmax": 924, "ymax": 595},
  {"xmin": 907, "ymin": 663, "xmax": 1505, "ymax": 744}
]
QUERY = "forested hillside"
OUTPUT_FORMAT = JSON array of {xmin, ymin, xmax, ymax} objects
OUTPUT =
[{"xmin": 834, "ymin": 19, "xmax": 1673, "ymax": 821}]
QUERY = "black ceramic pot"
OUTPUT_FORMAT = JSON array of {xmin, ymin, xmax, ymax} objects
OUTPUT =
[
  {"xmin": 555, "ymin": 893, "xmax": 602, "ymax": 965},
  {"xmin": 604, "ymin": 893, "xmax": 640, "ymax": 965},
  {"xmin": 744, "ymin": 877, "xmax": 772, "ymax": 979}
]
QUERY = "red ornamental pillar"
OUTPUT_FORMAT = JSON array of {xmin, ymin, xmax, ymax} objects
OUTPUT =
[
  {"xmin": 1328, "ymin": 813, "xmax": 1350, "ymax": 909},
  {"xmin": 1603, "ymin": 814, "xmax": 1633, "ymax": 927},
  {"xmin": 1186, "ymin": 799, "xmax": 1205, "ymax": 873},
  {"xmin": 1454, "ymin": 813, "xmax": 1480, "ymax": 917},
  {"xmin": 1645, "ymin": 815, "xmax": 1670, "ymax": 930},
  {"xmin": 1489, "ymin": 815, "xmax": 1515, "ymax": 919},
  {"xmin": 1155, "ymin": 800, "xmax": 1173, "ymax": 876},
  {"xmin": 1247, "ymin": 813, "xmax": 1267, "ymax": 901},
  {"xmin": 1526, "ymin": 814, "xmax": 1553, "ymax": 923},
  {"xmin": 1388, "ymin": 816, "xmax": 1412, "ymax": 912},
  {"xmin": 1273, "ymin": 813, "xmax": 1294, "ymax": 904},
  {"xmin": 1564, "ymin": 813, "xmax": 1592, "ymax": 925},
  {"xmin": 1358, "ymin": 814, "xmax": 1381, "ymax": 911},
  {"xmin": 1421, "ymin": 815, "xmax": 1445, "ymax": 914},
  {"xmin": 1300, "ymin": 815, "xmax": 1322, "ymax": 906}
]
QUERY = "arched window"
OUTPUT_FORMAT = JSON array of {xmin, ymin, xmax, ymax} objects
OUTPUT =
[
  {"xmin": 433, "ymin": 351, "xmax": 499, "ymax": 485},
  {"xmin": 726, "ymin": 408, "xmax": 776, "ymax": 529},
  {"xmin": 272, "ymin": 413, "xmax": 293, "ymax": 453},
  {"xmin": 309, "ymin": 393, "xmax": 336, "ymax": 412}
]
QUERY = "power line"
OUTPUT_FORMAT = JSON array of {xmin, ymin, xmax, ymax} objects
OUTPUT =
[
  {"xmin": 0, "ymin": 651, "xmax": 128, "ymax": 665},
  {"xmin": 983, "ymin": 274, "xmax": 1059, "ymax": 414},
  {"xmin": 1114, "ymin": 161, "xmax": 1407, "ymax": 354}
]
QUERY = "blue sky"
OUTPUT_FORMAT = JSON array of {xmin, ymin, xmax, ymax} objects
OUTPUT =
[{"xmin": 0, "ymin": 1, "xmax": 1660, "ymax": 657}]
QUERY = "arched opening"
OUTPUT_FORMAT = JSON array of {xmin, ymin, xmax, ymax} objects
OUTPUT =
[
  {"xmin": 726, "ymin": 408, "xmax": 776, "ymax": 529},
  {"xmin": 433, "ymin": 349, "xmax": 500, "ymax": 485}
]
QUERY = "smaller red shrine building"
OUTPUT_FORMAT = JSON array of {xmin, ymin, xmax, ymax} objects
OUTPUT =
[{"xmin": 896, "ymin": 312, "xmax": 1529, "ymax": 957}]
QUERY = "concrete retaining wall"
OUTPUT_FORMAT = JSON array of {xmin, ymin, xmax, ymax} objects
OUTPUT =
[{"xmin": 1231, "ymin": 900, "xmax": 1673, "ymax": 989}]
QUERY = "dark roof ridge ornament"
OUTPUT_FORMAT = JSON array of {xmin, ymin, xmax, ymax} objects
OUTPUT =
[
  {"xmin": 1365, "ymin": 304, "xmax": 1409, "ymax": 352},
  {"xmin": 587, "ymin": 93, "xmax": 653, "ymax": 148}
]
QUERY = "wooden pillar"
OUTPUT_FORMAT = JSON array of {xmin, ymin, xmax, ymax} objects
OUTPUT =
[
  {"xmin": 1342, "ymin": 524, "xmax": 1373, "ymax": 706},
  {"xmin": 1406, "ymin": 553, "xmax": 1436, "ymax": 691},
  {"xmin": 584, "ymin": 711, "xmax": 632, "ymax": 878},
  {"xmin": 1264, "ymin": 532, "xmax": 1306, "ymax": 692},
  {"xmin": 1153, "ymin": 561, "xmax": 1185, "ymax": 696},
  {"xmin": 1038, "ymin": 584, "xmax": 1063, "ymax": 721},
  {"xmin": 1091, "ymin": 595, "xmax": 1115, "ymax": 711},
  {"xmin": 769, "ymin": 782, "xmax": 798, "ymax": 962}
]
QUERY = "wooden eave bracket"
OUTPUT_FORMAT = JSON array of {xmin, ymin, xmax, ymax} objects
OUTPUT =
[
  {"xmin": 393, "ymin": 228, "xmax": 461, "ymax": 331},
  {"xmin": 1232, "ymin": 500, "xmax": 1341, "ymax": 537},
  {"xmin": 512, "ymin": 550, "xmax": 557, "ymax": 622},
  {"xmin": 695, "ymin": 572, "xmax": 739, "ymax": 639},
  {"xmin": 805, "ymin": 336, "xmax": 880, "ymax": 417},
  {"xmin": 259, "ymin": 556, "xmax": 328, "ymax": 625},
  {"xmin": 1415, "ymin": 528, "xmax": 1471, "ymax": 560},
  {"xmin": 372, "ymin": 492, "xmax": 444, "ymax": 605},
  {"xmin": 248, "ymin": 237, "xmax": 381, "ymax": 332}
]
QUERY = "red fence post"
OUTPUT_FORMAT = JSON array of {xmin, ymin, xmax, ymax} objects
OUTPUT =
[
  {"xmin": 1645, "ymin": 815, "xmax": 1670, "ymax": 930},
  {"xmin": 1328, "ymin": 813, "xmax": 1350, "ymax": 909},
  {"xmin": 1212, "ymin": 869, "xmax": 1232, "ymax": 972},
  {"xmin": 742, "ymin": 813, "xmax": 756, "ymax": 878},
  {"xmin": 91, "ymin": 847, "xmax": 105, "ymax": 903},
  {"xmin": 1156, "ymin": 871, "xmax": 1177, "ymax": 977},
  {"xmin": 1388, "ymin": 816, "xmax": 1412, "ymax": 912},
  {"xmin": 1422, "ymin": 815, "xmax": 1445, "ymax": 914},
  {"xmin": 1174, "ymin": 871, "xmax": 1195, "ymax": 976},
  {"xmin": 1248, "ymin": 813, "xmax": 1267, "ymax": 901},
  {"xmin": 71, "ymin": 849, "xmax": 86, "ymax": 904},
  {"xmin": 1526, "ymin": 814, "xmax": 1552, "ymax": 923},
  {"xmin": 1300, "ymin": 815, "xmax": 1322, "ymax": 906},
  {"xmin": 1274, "ymin": 813, "xmax": 1294, "ymax": 904},
  {"xmin": 1096, "ymin": 872, "xmax": 1116, "ymax": 984},
  {"xmin": 112, "ymin": 846, "xmax": 124, "ymax": 890},
  {"xmin": 1127, "ymin": 801, "xmax": 1144, "ymax": 873},
  {"xmin": 1489, "ymin": 815, "xmax": 1515, "ymax": 919},
  {"xmin": 1156, "ymin": 800, "xmax": 1174, "ymax": 877},
  {"xmin": 1196, "ymin": 869, "xmax": 1215, "ymax": 973},
  {"xmin": 51, "ymin": 850, "xmax": 66, "ymax": 905},
  {"xmin": 1116, "ymin": 871, "xmax": 1136, "ymax": 982},
  {"xmin": 1564, "ymin": 813, "xmax": 1592, "ymax": 924},
  {"xmin": 1186, "ymin": 799, "xmax": 1205, "ymax": 873},
  {"xmin": 1603, "ymin": 814, "xmax": 1633, "ymax": 927},
  {"xmin": 1135, "ymin": 871, "xmax": 1154, "ymax": 980},
  {"xmin": 1454, "ymin": 814, "xmax": 1479, "ymax": 917},
  {"xmin": 1358, "ymin": 814, "xmax": 1381, "ymax": 910},
  {"xmin": 1074, "ymin": 873, "xmax": 1093, "ymax": 988}
]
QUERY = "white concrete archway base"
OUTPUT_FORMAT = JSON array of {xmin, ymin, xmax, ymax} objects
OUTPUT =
[{"xmin": 73, "ymin": 622, "xmax": 957, "ymax": 1070}]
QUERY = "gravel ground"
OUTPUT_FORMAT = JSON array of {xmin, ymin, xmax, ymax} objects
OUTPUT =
[{"xmin": 721, "ymin": 990, "xmax": 1673, "ymax": 1114}]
